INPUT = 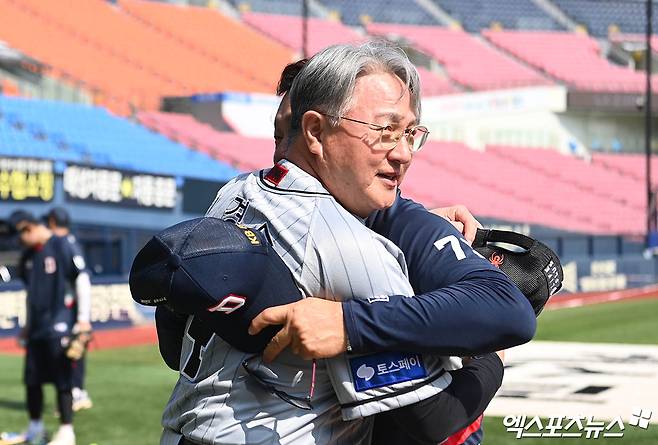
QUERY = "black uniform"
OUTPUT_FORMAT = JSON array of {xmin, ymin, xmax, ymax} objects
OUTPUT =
[{"xmin": 20, "ymin": 235, "xmax": 85, "ymax": 390}]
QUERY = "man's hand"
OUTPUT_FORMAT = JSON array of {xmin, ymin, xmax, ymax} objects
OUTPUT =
[
  {"xmin": 249, "ymin": 298, "xmax": 347, "ymax": 362},
  {"xmin": 431, "ymin": 205, "xmax": 482, "ymax": 244},
  {"xmin": 67, "ymin": 321, "xmax": 93, "ymax": 360}
]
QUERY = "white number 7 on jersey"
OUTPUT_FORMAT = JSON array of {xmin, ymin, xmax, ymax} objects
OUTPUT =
[{"xmin": 433, "ymin": 235, "xmax": 467, "ymax": 260}]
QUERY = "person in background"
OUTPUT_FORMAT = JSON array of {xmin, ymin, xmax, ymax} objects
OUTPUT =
[
  {"xmin": 10, "ymin": 210, "xmax": 91, "ymax": 445},
  {"xmin": 44, "ymin": 207, "xmax": 93, "ymax": 412}
]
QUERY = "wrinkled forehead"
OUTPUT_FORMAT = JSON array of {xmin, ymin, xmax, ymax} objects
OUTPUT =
[{"xmin": 349, "ymin": 72, "xmax": 417, "ymax": 122}]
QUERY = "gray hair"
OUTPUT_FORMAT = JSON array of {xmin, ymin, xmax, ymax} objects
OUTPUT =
[{"xmin": 288, "ymin": 40, "xmax": 421, "ymax": 134}]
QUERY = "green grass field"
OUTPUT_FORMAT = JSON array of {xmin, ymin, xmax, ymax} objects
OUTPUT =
[
  {"xmin": 0, "ymin": 345, "xmax": 176, "ymax": 445},
  {"xmin": 0, "ymin": 298, "xmax": 656, "ymax": 444},
  {"xmin": 535, "ymin": 298, "xmax": 658, "ymax": 344}
]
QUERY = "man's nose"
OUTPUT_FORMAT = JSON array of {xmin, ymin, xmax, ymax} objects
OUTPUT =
[{"xmin": 388, "ymin": 136, "xmax": 413, "ymax": 164}]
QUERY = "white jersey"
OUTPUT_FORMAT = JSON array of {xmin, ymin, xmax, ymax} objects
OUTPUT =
[{"xmin": 160, "ymin": 160, "xmax": 456, "ymax": 445}]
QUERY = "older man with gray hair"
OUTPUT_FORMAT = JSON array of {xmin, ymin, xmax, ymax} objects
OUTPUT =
[{"xmin": 159, "ymin": 40, "xmax": 533, "ymax": 445}]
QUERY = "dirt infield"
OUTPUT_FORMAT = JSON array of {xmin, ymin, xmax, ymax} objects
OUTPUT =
[
  {"xmin": 546, "ymin": 284, "xmax": 658, "ymax": 309},
  {"xmin": 0, "ymin": 324, "xmax": 158, "ymax": 356}
]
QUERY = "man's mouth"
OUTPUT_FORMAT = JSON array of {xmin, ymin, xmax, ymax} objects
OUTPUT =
[{"xmin": 376, "ymin": 173, "xmax": 399, "ymax": 186}]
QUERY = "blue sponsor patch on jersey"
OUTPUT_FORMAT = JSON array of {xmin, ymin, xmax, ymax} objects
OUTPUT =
[{"xmin": 349, "ymin": 351, "xmax": 427, "ymax": 392}]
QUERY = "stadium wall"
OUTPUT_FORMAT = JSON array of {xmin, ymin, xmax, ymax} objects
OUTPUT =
[{"xmin": 0, "ymin": 158, "xmax": 227, "ymax": 275}]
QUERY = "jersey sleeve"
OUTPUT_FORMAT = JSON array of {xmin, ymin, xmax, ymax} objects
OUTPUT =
[
  {"xmin": 346, "ymin": 193, "xmax": 536, "ymax": 355},
  {"xmin": 56, "ymin": 236, "xmax": 87, "ymax": 282}
]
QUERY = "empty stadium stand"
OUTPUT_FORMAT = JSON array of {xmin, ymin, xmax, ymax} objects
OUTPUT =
[
  {"xmin": 486, "ymin": 145, "xmax": 644, "ymax": 233},
  {"xmin": 0, "ymin": 96, "xmax": 239, "ymax": 181},
  {"xmin": 0, "ymin": 116, "xmax": 79, "ymax": 162},
  {"xmin": 367, "ymin": 23, "xmax": 550, "ymax": 90},
  {"xmin": 321, "ymin": 0, "xmax": 440, "ymax": 26},
  {"xmin": 138, "ymin": 110, "xmax": 273, "ymax": 171},
  {"xmin": 552, "ymin": 0, "xmax": 658, "ymax": 38},
  {"xmin": 230, "ymin": 0, "xmax": 307, "ymax": 16},
  {"xmin": 433, "ymin": 0, "xmax": 562, "ymax": 32},
  {"xmin": 415, "ymin": 66, "xmax": 459, "ymax": 95},
  {"xmin": 484, "ymin": 30, "xmax": 656, "ymax": 92},
  {"xmin": 409, "ymin": 142, "xmax": 644, "ymax": 234},
  {"xmin": 242, "ymin": 12, "xmax": 363, "ymax": 56},
  {"xmin": 119, "ymin": 0, "xmax": 293, "ymax": 91},
  {"xmin": 241, "ymin": 13, "xmax": 457, "ymax": 96},
  {"xmin": 0, "ymin": 0, "xmax": 292, "ymax": 114},
  {"xmin": 134, "ymin": 110, "xmax": 646, "ymax": 235},
  {"xmin": 593, "ymin": 153, "xmax": 658, "ymax": 188}
]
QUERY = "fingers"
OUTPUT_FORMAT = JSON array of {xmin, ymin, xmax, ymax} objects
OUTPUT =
[
  {"xmin": 462, "ymin": 223, "xmax": 477, "ymax": 245},
  {"xmin": 249, "ymin": 304, "xmax": 291, "ymax": 335},
  {"xmin": 251, "ymin": 304, "xmax": 295, "ymax": 362},
  {"xmin": 262, "ymin": 328, "xmax": 292, "ymax": 362},
  {"xmin": 450, "ymin": 221, "xmax": 465, "ymax": 235},
  {"xmin": 430, "ymin": 206, "xmax": 453, "ymax": 221},
  {"xmin": 451, "ymin": 205, "xmax": 482, "ymax": 244}
]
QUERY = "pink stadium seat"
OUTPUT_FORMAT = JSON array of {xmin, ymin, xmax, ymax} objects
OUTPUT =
[
  {"xmin": 241, "ymin": 14, "xmax": 457, "ymax": 96},
  {"xmin": 137, "ymin": 111, "xmax": 646, "ymax": 234},
  {"xmin": 242, "ymin": 12, "xmax": 363, "ymax": 56},
  {"xmin": 592, "ymin": 153, "xmax": 658, "ymax": 188},
  {"xmin": 487, "ymin": 146, "xmax": 644, "ymax": 233},
  {"xmin": 137, "ymin": 111, "xmax": 274, "ymax": 171},
  {"xmin": 367, "ymin": 23, "xmax": 550, "ymax": 91},
  {"xmin": 415, "ymin": 67, "xmax": 459, "ymax": 96},
  {"xmin": 489, "ymin": 146, "xmax": 644, "ymax": 209},
  {"xmin": 484, "ymin": 30, "xmax": 658, "ymax": 92}
]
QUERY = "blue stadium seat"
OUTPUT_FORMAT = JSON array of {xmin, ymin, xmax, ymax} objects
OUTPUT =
[
  {"xmin": 0, "ymin": 116, "xmax": 82, "ymax": 162},
  {"xmin": 321, "ymin": 0, "xmax": 440, "ymax": 26},
  {"xmin": 553, "ymin": 0, "xmax": 658, "ymax": 37},
  {"xmin": 229, "ymin": 0, "xmax": 306, "ymax": 16},
  {"xmin": 0, "ymin": 97, "xmax": 239, "ymax": 181},
  {"xmin": 434, "ymin": 0, "xmax": 562, "ymax": 32}
]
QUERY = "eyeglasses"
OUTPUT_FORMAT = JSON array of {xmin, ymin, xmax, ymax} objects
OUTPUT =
[
  {"xmin": 242, "ymin": 355, "xmax": 316, "ymax": 410},
  {"xmin": 321, "ymin": 113, "xmax": 430, "ymax": 153}
]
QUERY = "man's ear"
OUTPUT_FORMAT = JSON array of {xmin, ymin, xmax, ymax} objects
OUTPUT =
[{"xmin": 301, "ymin": 111, "xmax": 325, "ymax": 156}]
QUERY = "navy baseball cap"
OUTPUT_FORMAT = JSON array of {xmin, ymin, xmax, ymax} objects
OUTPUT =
[
  {"xmin": 8, "ymin": 210, "xmax": 39, "ymax": 234},
  {"xmin": 129, "ymin": 217, "xmax": 303, "ymax": 353},
  {"xmin": 43, "ymin": 207, "xmax": 71, "ymax": 228}
]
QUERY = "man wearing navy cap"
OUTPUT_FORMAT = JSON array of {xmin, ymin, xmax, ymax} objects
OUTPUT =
[{"xmin": 10, "ymin": 210, "xmax": 91, "ymax": 445}]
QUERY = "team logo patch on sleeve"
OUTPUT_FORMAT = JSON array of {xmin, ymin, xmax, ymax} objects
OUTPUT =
[
  {"xmin": 349, "ymin": 351, "xmax": 427, "ymax": 391},
  {"xmin": 73, "ymin": 255, "xmax": 86, "ymax": 270}
]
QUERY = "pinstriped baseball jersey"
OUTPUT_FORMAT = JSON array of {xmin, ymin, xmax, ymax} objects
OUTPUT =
[{"xmin": 160, "ymin": 160, "xmax": 455, "ymax": 445}]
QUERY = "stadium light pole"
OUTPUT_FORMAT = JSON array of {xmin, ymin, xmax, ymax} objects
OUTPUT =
[
  {"xmin": 302, "ymin": 0, "xmax": 309, "ymax": 58},
  {"xmin": 646, "ymin": 0, "xmax": 654, "ymax": 245}
]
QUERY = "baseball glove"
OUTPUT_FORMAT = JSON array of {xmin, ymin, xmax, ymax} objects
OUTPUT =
[
  {"xmin": 472, "ymin": 228, "xmax": 563, "ymax": 316},
  {"xmin": 65, "ymin": 328, "xmax": 93, "ymax": 360}
]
